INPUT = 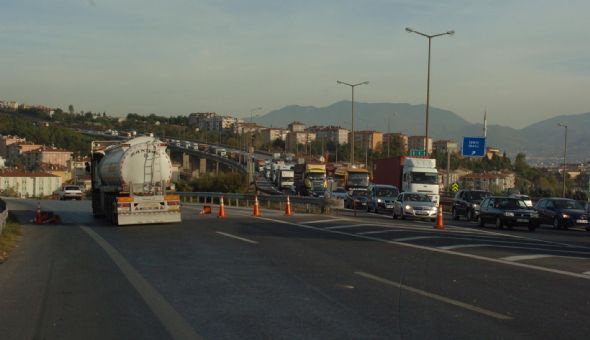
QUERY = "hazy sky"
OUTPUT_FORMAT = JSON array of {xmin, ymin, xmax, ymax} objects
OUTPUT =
[{"xmin": 1, "ymin": 0, "xmax": 589, "ymax": 128}]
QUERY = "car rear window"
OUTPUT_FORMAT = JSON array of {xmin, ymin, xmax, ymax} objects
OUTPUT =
[{"xmin": 65, "ymin": 186, "xmax": 81, "ymax": 191}]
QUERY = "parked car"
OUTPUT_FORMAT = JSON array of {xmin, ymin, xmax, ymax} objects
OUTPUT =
[
  {"xmin": 57, "ymin": 185, "xmax": 83, "ymax": 200},
  {"xmin": 392, "ymin": 192, "xmax": 437, "ymax": 221},
  {"xmin": 367, "ymin": 184, "xmax": 399, "ymax": 213},
  {"xmin": 344, "ymin": 189, "xmax": 369, "ymax": 209},
  {"xmin": 534, "ymin": 198, "xmax": 589, "ymax": 230},
  {"xmin": 452, "ymin": 189, "xmax": 491, "ymax": 221},
  {"xmin": 477, "ymin": 196, "xmax": 539, "ymax": 231},
  {"xmin": 330, "ymin": 187, "xmax": 348, "ymax": 200}
]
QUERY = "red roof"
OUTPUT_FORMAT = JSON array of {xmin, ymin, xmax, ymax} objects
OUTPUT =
[{"xmin": 0, "ymin": 170, "xmax": 59, "ymax": 177}]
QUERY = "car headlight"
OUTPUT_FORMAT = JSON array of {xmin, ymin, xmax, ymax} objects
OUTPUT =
[
  {"xmin": 377, "ymin": 198, "xmax": 382, "ymax": 203},
  {"xmin": 504, "ymin": 211, "xmax": 514, "ymax": 217},
  {"xmin": 405, "ymin": 205, "xmax": 412, "ymax": 211},
  {"xmin": 472, "ymin": 203, "xmax": 479, "ymax": 209},
  {"xmin": 561, "ymin": 213, "xmax": 570, "ymax": 219}
]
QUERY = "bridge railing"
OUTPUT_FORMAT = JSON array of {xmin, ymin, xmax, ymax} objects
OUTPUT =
[{"xmin": 176, "ymin": 192, "xmax": 327, "ymax": 214}]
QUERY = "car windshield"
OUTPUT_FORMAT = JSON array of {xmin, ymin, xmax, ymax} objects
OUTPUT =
[
  {"xmin": 554, "ymin": 200, "xmax": 584, "ymax": 209},
  {"xmin": 65, "ymin": 186, "xmax": 80, "ymax": 191},
  {"xmin": 405, "ymin": 194, "xmax": 431, "ymax": 202},
  {"xmin": 375, "ymin": 188, "xmax": 398, "ymax": 197},
  {"xmin": 466, "ymin": 191, "xmax": 489, "ymax": 201},
  {"xmin": 498, "ymin": 198, "xmax": 528, "ymax": 209},
  {"xmin": 348, "ymin": 173, "xmax": 369, "ymax": 187},
  {"xmin": 411, "ymin": 172, "xmax": 438, "ymax": 185}
]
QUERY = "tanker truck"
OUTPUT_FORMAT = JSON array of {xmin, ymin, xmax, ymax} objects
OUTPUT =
[{"xmin": 90, "ymin": 136, "xmax": 182, "ymax": 225}]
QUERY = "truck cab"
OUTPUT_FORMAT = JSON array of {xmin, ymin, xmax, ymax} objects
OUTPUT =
[{"xmin": 402, "ymin": 158, "xmax": 440, "ymax": 206}]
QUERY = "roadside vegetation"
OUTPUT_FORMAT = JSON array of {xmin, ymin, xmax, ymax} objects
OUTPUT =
[{"xmin": 0, "ymin": 213, "xmax": 22, "ymax": 263}]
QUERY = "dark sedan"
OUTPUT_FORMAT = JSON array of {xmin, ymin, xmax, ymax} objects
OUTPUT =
[
  {"xmin": 344, "ymin": 189, "xmax": 369, "ymax": 210},
  {"xmin": 535, "ymin": 198, "xmax": 589, "ymax": 230},
  {"xmin": 477, "ymin": 196, "xmax": 539, "ymax": 231},
  {"xmin": 452, "ymin": 189, "xmax": 491, "ymax": 221}
]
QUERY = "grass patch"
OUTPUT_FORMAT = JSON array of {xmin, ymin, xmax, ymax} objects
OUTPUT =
[{"xmin": 0, "ymin": 212, "xmax": 22, "ymax": 263}]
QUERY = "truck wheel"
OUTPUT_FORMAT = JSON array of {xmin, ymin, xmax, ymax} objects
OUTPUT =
[
  {"xmin": 452, "ymin": 208, "xmax": 459, "ymax": 220},
  {"xmin": 496, "ymin": 217, "xmax": 504, "ymax": 230}
]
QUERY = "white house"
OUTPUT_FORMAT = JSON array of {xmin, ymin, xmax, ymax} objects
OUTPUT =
[{"xmin": 0, "ymin": 171, "xmax": 62, "ymax": 198}]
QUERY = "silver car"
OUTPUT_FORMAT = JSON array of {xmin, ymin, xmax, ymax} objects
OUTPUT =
[{"xmin": 392, "ymin": 192, "xmax": 437, "ymax": 221}]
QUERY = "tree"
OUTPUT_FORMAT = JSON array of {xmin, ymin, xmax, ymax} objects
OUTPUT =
[{"xmin": 68, "ymin": 104, "xmax": 74, "ymax": 115}]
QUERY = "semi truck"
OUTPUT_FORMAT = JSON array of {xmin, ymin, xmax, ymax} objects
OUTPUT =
[
  {"xmin": 372, "ymin": 156, "xmax": 440, "ymax": 206},
  {"xmin": 275, "ymin": 167, "xmax": 295, "ymax": 190},
  {"xmin": 90, "ymin": 136, "xmax": 182, "ymax": 225},
  {"xmin": 294, "ymin": 162, "xmax": 327, "ymax": 196},
  {"xmin": 334, "ymin": 166, "xmax": 370, "ymax": 190}
]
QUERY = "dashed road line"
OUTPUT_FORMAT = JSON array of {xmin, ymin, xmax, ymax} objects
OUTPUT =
[
  {"xmin": 355, "ymin": 271, "xmax": 512, "ymax": 320},
  {"xmin": 215, "ymin": 231, "xmax": 258, "ymax": 244},
  {"xmin": 439, "ymin": 244, "xmax": 492, "ymax": 250},
  {"xmin": 357, "ymin": 230, "xmax": 407, "ymax": 235},
  {"xmin": 394, "ymin": 236, "xmax": 440, "ymax": 242},
  {"xmin": 500, "ymin": 254, "xmax": 555, "ymax": 262},
  {"xmin": 325, "ymin": 224, "xmax": 373, "ymax": 230},
  {"xmin": 300, "ymin": 218, "xmax": 345, "ymax": 224}
]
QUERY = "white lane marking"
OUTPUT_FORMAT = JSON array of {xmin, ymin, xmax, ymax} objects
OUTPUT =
[
  {"xmin": 325, "ymin": 224, "xmax": 372, "ymax": 230},
  {"xmin": 355, "ymin": 271, "xmax": 512, "ymax": 320},
  {"xmin": 439, "ymin": 243, "xmax": 590, "ymax": 256},
  {"xmin": 357, "ymin": 230, "xmax": 407, "ymax": 235},
  {"xmin": 500, "ymin": 254, "xmax": 555, "ymax": 262},
  {"xmin": 440, "ymin": 244, "xmax": 491, "ymax": 250},
  {"xmin": 583, "ymin": 271, "xmax": 590, "ymax": 276},
  {"xmin": 300, "ymin": 218, "xmax": 345, "ymax": 224},
  {"xmin": 256, "ymin": 216, "xmax": 590, "ymax": 281},
  {"xmin": 394, "ymin": 236, "xmax": 439, "ymax": 242},
  {"xmin": 81, "ymin": 227, "xmax": 201, "ymax": 340},
  {"xmin": 215, "ymin": 231, "xmax": 258, "ymax": 244}
]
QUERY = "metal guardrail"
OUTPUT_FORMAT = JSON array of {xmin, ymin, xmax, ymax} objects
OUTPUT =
[
  {"xmin": 176, "ymin": 192, "xmax": 327, "ymax": 214},
  {"xmin": 0, "ymin": 210, "xmax": 8, "ymax": 235}
]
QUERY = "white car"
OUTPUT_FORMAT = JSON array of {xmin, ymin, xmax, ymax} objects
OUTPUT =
[{"xmin": 57, "ymin": 185, "xmax": 83, "ymax": 200}]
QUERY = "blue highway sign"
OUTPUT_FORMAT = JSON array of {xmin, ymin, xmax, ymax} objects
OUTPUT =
[{"xmin": 462, "ymin": 137, "xmax": 486, "ymax": 157}]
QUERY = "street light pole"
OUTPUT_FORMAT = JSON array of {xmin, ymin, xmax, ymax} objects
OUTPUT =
[
  {"xmin": 337, "ymin": 80, "xmax": 369, "ymax": 165},
  {"xmin": 406, "ymin": 27, "xmax": 454, "ymax": 155},
  {"xmin": 558, "ymin": 123, "xmax": 568, "ymax": 197}
]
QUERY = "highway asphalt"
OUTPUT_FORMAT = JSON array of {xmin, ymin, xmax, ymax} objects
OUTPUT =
[{"xmin": 1, "ymin": 198, "xmax": 590, "ymax": 339}]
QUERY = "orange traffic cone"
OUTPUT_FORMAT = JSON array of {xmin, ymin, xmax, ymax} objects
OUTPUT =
[
  {"xmin": 35, "ymin": 202, "xmax": 42, "ymax": 224},
  {"xmin": 253, "ymin": 195, "xmax": 260, "ymax": 217},
  {"xmin": 200, "ymin": 205, "xmax": 212, "ymax": 215},
  {"xmin": 435, "ymin": 204, "xmax": 444, "ymax": 230},
  {"xmin": 285, "ymin": 195, "xmax": 292, "ymax": 216},
  {"xmin": 218, "ymin": 196, "xmax": 226, "ymax": 218}
]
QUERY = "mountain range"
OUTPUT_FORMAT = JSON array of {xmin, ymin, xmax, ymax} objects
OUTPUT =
[{"xmin": 253, "ymin": 101, "xmax": 589, "ymax": 163}]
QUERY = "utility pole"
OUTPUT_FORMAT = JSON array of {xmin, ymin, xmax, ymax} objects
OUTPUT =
[
  {"xmin": 558, "ymin": 123, "xmax": 568, "ymax": 197},
  {"xmin": 337, "ymin": 80, "xmax": 369, "ymax": 165},
  {"xmin": 406, "ymin": 27, "xmax": 454, "ymax": 155}
]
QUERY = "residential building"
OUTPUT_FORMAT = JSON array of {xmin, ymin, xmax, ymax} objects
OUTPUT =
[
  {"xmin": 408, "ymin": 136, "xmax": 433, "ymax": 154},
  {"xmin": 40, "ymin": 163, "xmax": 72, "ymax": 183},
  {"xmin": 261, "ymin": 128, "xmax": 287, "ymax": 144},
  {"xmin": 23, "ymin": 146, "xmax": 72, "ymax": 168},
  {"xmin": 0, "ymin": 170, "xmax": 62, "ymax": 198},
  {"xmin": 486, "ymin": 147, "xmax": 502, "ymax": 160},
  {"xmin": 438, "ymin": 168, "xmax": 472, "ymax": 192},
  {"xmin": 0, "ymin": 134, "xmax": 26, "ymax": 158},
  {"xmin": 285, "ymin": 131, "xmax": 316, "ymax": 152},
  {"xmin": 460, "ymin": 172, "xmax": 516, "ymax": 193},
  {"xmin": 309, "ymin": 126, "xmax": 349, "ymax": 145},
  {"xmin": 234, "ymin": 122, "xmax": 264, "ymax": 135},
  {"xmin": 382, "ymin": 133, "xmax": 408, "ymax": 153},
  {"xmin": 0, "ymin": 100, "xmax": 19, "ymax": 110},
  {"xmin": 211, "ymin": 115, "xmax": 241, "ymax": 131},
  {"xmin": 349, "ymin": 131, "xmax": 383, "ymax": 151},
  {"xmin": 7, "ymin": 143, "xmax": 43, "ymax": 164},
  {"xmin": 288, "ymin": 121, "xmax": 306, "ymax": 132},
  {"xmin": 188, "ymin": 112, "xmax": 216, "ymax": 131},
  {"xmin": 433, "ymin": 140, "xmax": 459, "ymax": 154}
]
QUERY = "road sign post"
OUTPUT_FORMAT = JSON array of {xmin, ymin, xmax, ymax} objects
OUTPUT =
[{"xmin": 462, "ymin": 137, "xmax": 486, "ymax": 157}]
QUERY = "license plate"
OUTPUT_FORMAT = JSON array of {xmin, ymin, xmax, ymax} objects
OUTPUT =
[
  {"xmin": 416, "ymin": 211, "xmax": 428, "ymax": 215},
  {"xmin": 386, "ymin": 204, "xmax": 393, "ymax": 209},
  {"xmin": 517, "ymin": 218, "xmax": 529, "ymax": 223},
  {"xmin": 576, "ymin": 219, "xmax": 588, "ymax": 224}
]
